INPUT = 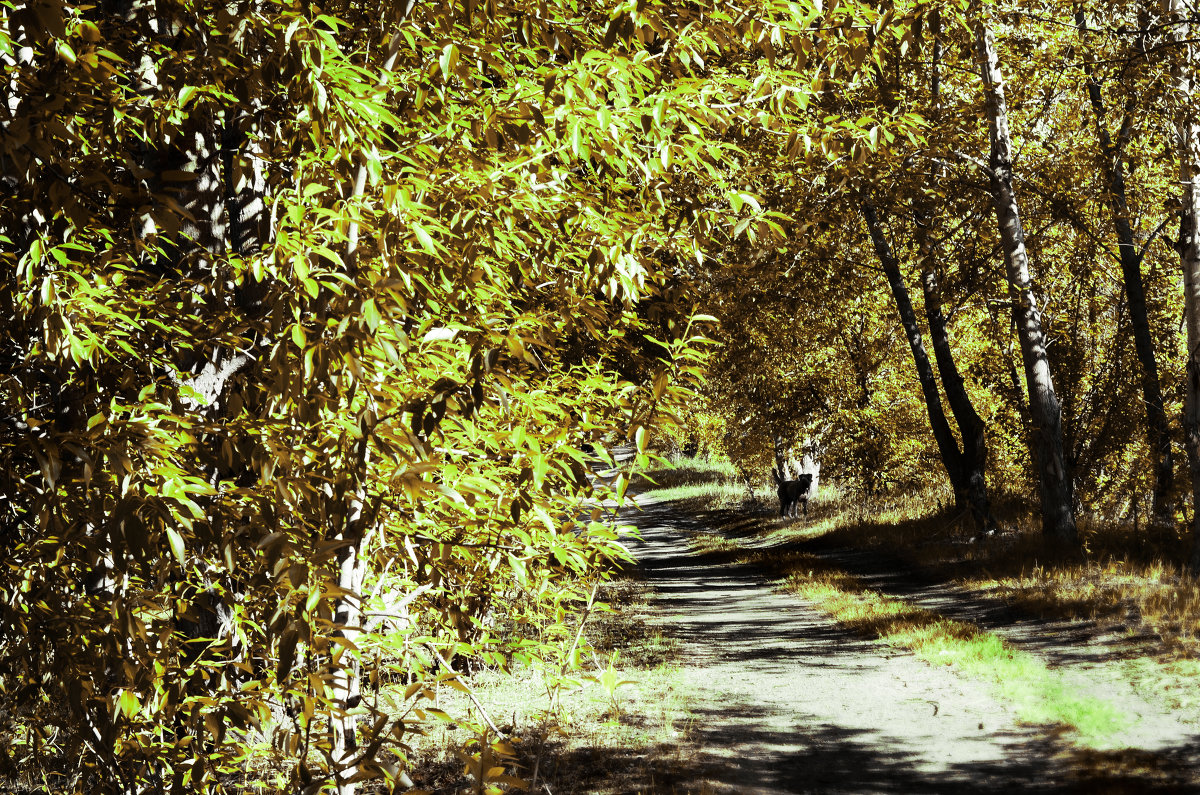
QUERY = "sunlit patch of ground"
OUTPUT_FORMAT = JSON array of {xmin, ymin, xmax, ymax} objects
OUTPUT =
[{"xmin": 397, "ymin": 576, "xmax": 703, "ymax": 794}]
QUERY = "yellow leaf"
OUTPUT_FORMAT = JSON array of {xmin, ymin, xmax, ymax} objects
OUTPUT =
[
  {"xmin": 652, "ymin": 371, "xmax": 668, "ymax": 400},
  {"xmin": 116, "ymin": 689, "xmax": 140, "ymax": 719}
]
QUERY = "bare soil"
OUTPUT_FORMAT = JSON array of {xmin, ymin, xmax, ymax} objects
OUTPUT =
[{"xmin": 613, "ymin": 496, "xmax": 1200, "ymax": 794}]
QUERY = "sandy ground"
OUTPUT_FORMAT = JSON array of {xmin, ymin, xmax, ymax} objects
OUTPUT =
[{"xmin": 622, "ymin": 497, "xmax": 1200, "ymax": 794}]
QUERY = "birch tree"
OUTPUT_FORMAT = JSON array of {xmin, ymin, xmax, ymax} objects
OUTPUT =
[
  {"xmin": 974, "ymin": 7, "xmax": 1078, "ymax": 542},
  {"xmin": 1167, "ymin": 0, "xmax": 1200, "ymax": 570},
  {"xmin": 1075, "ymin": 9, "xmax": 1175, "ymax": 526}
]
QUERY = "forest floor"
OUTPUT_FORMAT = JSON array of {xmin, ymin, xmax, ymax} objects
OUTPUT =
[
  {"xmin": 545, "ymin": 492, "xmax": 1200, "ymax": 794},
  {"xmin": 408, "ymin": 476, "xmax": 1200, "ymax": 794}
]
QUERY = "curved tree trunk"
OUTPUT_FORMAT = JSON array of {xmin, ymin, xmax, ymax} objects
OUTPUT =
[
  {"xmin": 1077, "ymin": 11, "xmax": 1175, "ymax": 526},
  {"xmin": 908, "ymin": 7, "xmax": 995, "ymax": 532},
  {"xmin": 975, "ymin": 14, "xmax": 1077, "ymax": 542},
  {"xmin": 916, "ymin": 224, "xmax": 996, "ymax": 531},
  {"xmin": 861, "ymin": 200, "xmax": 968, "ymax": 504}
]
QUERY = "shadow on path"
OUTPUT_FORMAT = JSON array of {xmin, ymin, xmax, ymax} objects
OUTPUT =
[
  {"xmin": 593, "ymin": 500, "xmax": 1200, "ymax": 794},
  {"xmin": 638, "ymin": 498, "xmax": 1161, "ymax": 667}
]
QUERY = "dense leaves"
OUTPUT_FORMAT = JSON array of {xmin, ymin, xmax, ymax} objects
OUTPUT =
[
  {"xmin": 0, "ymin": 0, "xmax": 893, "ymax": 791},
  {"xmin": 9, "ymin": 0, "xmax": 1200, "ymax": 791}
]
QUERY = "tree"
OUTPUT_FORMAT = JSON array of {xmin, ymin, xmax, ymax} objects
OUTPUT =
[
  {"xmin": 1166, "ymin": 0, "xmax": 1200, "ymax": 571},
  {"xmin": 973, "ymin": 6, "xmax": 1077, "ymax": 542},
  {"xmin": 912, "ymin": 7, "xmax": 995, "ymax": 530},
  {"xmin": 1075, "ymin": 8, "xmax": 1175, "ymax": 525},
  {"xmin": 861, "ymin": 198, "xmax": 993, "ymax": 527}
]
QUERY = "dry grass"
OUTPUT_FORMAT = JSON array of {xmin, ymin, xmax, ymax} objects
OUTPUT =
[
  {"xmin": 976, "ymin": 554, "xmax": 1200, "ymax": 657},
  {"xmin": 711, "ymin": 475, "xmax": 1200, "ymax": 663},
  {"xmin": 685, "ymin": 532, "xmax": 742, "ymax": 557},
  {"xmin": 679, "ymin": 523, "xmax": 1129, "ymax": 745}
]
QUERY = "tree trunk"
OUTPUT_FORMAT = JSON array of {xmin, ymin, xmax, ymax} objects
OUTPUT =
[
  {"xmin": 223, "ymin": 111, "xmax": 272, "ymax": 259},
  {"xmin": 1077, "ymin": 11, "xmax": 1175, "ymax": 526},
  {"xmin": 975, "ymin": 15, "xmax": 1077, "ymax": 542},
  {"xmin": 331, "ymin": 490, "xmax": 370, "ymax": 793},
  {"xmin": 1168, "ymin": 0, "xmax": 1200, "ymax": 572},
  {"xmin": 327, "ymin": 32, "xmax": 407, "ymax": 791},
  {"xmin": 799, "ymin": 439, "xmax": 822, "ymax": 497},
  {"xmin": 911, "ymin": 9, "xmax": 995, "ymax": 531},
  {"xmin": 915, "ymin": 224, "xmax": 996, "ymax": 531},
  {"xmin": 861, "ymin": 200, "xmax": 968, "ymax": 502},
  {"xmin": 772, "ymin": 433, "xmax": 794, "ymax": 480}
]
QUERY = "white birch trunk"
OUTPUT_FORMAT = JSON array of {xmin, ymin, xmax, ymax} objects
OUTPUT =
[
  {"xmin": 799, "ymin": 448, "xmax": 821, "ymax": 496},
  {"xmin": 328, "ymin": 31, "xmax": 407, "ymax": 791},
  {"xmin": 1168, "ymin": 0, "xmax": 1200, "ymax": 571},
  {"xmin": 974, "ymin": 13, "xmax": 1077, "ymax": 542}
]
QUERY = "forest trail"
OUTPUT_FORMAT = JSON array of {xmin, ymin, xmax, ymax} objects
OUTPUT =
[{"xmin": 623, "ymin": 496, "xmax": 1200, "ymax": 794}]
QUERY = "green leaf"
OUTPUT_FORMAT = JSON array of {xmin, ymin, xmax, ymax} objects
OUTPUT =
[
  {"xmin": 439, "ymin": 44, "xmax": 459, "ymax": 79},
  {"xmin": 55, "ymin": 41, "xmax": 76, "ymax": 65},
  {"xmin": 362, "ymin": 299, "xmax": 382, "ymax": 333},
  {"xmin": 166, "ymin": 528, "xmax": 186, "ymax": 566},
  {"xmin": 413, "ymin": 224, "xmax": 436, "ymax": 254}
]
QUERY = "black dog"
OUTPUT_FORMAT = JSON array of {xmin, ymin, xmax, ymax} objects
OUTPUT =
[{"xmin": 773, "ymin": 470, "xmax": 813, "ymax": 519}]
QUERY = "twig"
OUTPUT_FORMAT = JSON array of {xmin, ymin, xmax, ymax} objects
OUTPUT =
[
  {"xmin": 424, "ymin": 643, "xmax": 507, "ymax": 739},
  {"xmin": 559, "ymin": 581, "xmax": 601, "ymax": 679},
  {"xmin": 952, "ymin": 149, "xmax": 995, "ymax": 178}
]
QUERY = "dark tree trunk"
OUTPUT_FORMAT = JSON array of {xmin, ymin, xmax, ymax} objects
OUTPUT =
[
  {"xmin": 861, "ymin": 200, "xmax": 968, "ymax": 503},
  {"xmin": 975, "ymin": 16, "xmax": 1077, "ymax": 542},
  {"xmin": 915, "ymin": 224, "xmax": 996, "ymax": 531},
  {"xmin": 1077, "ymin": 11, "xmax": 1174, "ymax": 526},
  {"xmin": 908, "ymin": 8, "xmax": 995, "ymax": 531}
]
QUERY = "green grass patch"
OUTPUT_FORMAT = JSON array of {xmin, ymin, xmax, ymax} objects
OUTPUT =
[
  {"xmin": 635, "ymin": 454, "xmax": 751, "ymax": 517},
  {"xmin": 675, "ymin": 522, "xmax": 1131, "ymax": 747},
  {"xmin": 774, "ymin": 551, "xmax": 1128, "ymax": 744},
  {"xmin": 634, "ymin": 454, "xmax": 741, "ymax": 491},
  {"xmin": 639, "ymin": 480, "xmax": 746, "ymax": 511}
]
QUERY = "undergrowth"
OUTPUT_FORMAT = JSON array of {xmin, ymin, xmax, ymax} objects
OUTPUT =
[{"xmin": 397, "ymin": 575, "xmax": 693, "ymax": 795}]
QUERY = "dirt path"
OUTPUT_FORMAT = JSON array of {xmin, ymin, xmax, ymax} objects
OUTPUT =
[{"xmin": 623, "ymin": 497, "xmax": 1200, "ymax": 794}]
